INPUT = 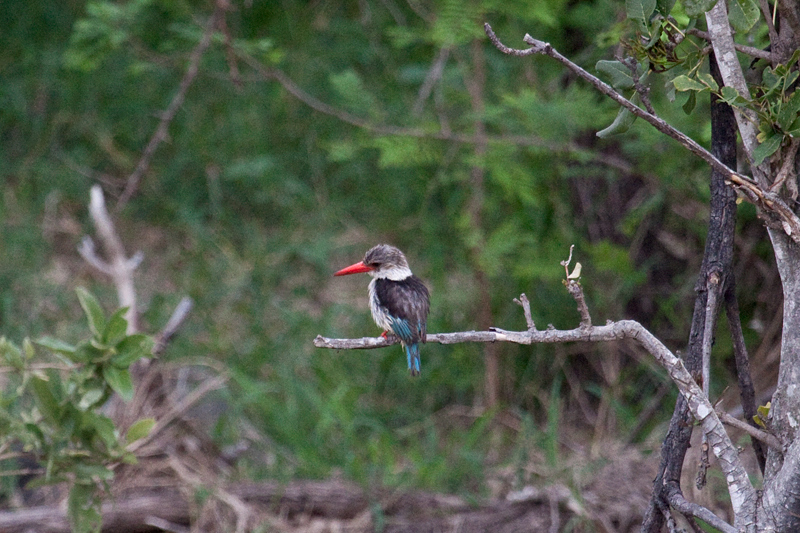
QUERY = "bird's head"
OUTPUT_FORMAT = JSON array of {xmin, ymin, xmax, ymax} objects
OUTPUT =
[{"xmin": 334, "ymin": 244, "xmax": 413, "ymax": 280}]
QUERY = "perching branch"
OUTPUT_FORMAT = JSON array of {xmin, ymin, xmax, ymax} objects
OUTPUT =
[
  {"xmin": 483, "ymin": 23, "xmax": 800, "ymax": 244},
  {"xmin": 317, "ymin": 316, "xmax": 751, "ymax": 525},
  {"xmin": 317, "ymin": 270, "xmax": 754, "ymax": 526}
]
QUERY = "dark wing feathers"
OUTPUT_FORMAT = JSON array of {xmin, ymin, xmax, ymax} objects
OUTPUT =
[{"xmin": 374, "ymin": 276, "xmax": 430, "ymax": 343}]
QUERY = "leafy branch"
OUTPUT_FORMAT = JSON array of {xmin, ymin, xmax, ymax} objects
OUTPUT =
[
  {"xmin": 482, "ymin": 23, "xmax": 800, "ymax": 244},
  {"xmin": 0, "ymin": 289, "xmax": 154, "ymax": 533}
]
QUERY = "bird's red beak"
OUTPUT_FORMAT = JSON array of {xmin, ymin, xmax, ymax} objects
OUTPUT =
[{"xmin": 334, "ymin": 261, "xmax": 374, "ymax": 276}]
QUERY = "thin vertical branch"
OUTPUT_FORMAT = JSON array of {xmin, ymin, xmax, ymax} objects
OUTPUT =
[{"xmin": 726, "ymin": 284, "xmax": 767, "ymax": 472}]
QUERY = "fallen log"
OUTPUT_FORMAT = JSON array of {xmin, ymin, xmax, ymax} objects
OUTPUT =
[{"xmin": 0, "ymin": 479, "xmax": 562, "ymax": 532}]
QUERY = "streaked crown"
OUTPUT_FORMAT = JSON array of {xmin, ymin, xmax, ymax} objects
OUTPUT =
[{"xmin": 364, "ymin": 244, "xmax": 408, "ymax": 269}]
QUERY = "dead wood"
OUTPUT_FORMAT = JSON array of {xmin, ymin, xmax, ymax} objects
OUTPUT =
[{"xmin": 0, "ymin": 479, "xmax": 562, "ymax": 533}]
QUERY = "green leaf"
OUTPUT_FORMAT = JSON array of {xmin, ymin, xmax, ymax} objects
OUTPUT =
[
  {"xmin": 696, "ymin": 72, "xmax": 719, "ymax": 91},
  {"xmin": 763, "ymin": 67, "xmax": 781, "ymax": 90},
  {"xmin": 31, "ymin": 376, "xmax": 62, "ymax": 424},
  {"xmin": 656, "ymin": 0, "xmax": 676, "ymax": 15},
  {"xmin": 682, "ymin": 91, "xmax": 697, "ymax": 114},
  {"xmin": 111, "ymin": 334, "xmax": 153, "ymax": 368},
  {"xmin": 102, "ymin": 366, "xmax": 134, "ymax": 402},
  {"xmin": 626, "ymin": 0, "xmax": 657, "ymax": 21},
  {"xmin": 126, "ymin": 417, "xmax": 156, "ymax": 444},
  {"xmin": 68, "ymin": 482, "xmax": 102, "ymax": 533},
  {"xmin": 778, "ymin": 91, "xmax": 800, "ymax": 131},
  {"xmin": 728, "ymin": 0, "xmax": 760, "ymax": 33},
  {"xmin": 596, "ymin": 60, "xmax": 635, "ymax": 90},
  {"xmin": 76, "ymin": 287, "xmax": 106, "ymax": 338},
  {"xmin": 74, "ymin": 462, "xmax": 114, "ymax": 482},
  {"xmin": 0, "ymin": 337, "xmax": 24, "ymax": 369},
  {"xmin": 672, "ymin": 75, "xmax": 707, "ymax": 92},
  {"xmin": 81, "ymin": 412, "xmax": 119, "ymax": 450},
  {"xmin": 78, "ymin": 389, "xmax": 106, "ymax": 411},
  {"xmin": 35, "ymin": 336, "xmax": 78, "ymax": 356},
  {"xmin": 23, "ymin": 338, "xmax": 36, "ymax": 360},
  {"xmin": 752, "ymin": 133, "xmax": 783, "ymax": 166},
  {"xmin": 682, "ymin": 0, "xmax": 718, "ymax": 17},
  {"xmin": 720, "ymin": 85, "xmax": 739, "ymax": 103},
  {"xmin": 597, "ymin": 106, "xmax": 637, "ymax": 138},
  {"xmin": 788, "ymin": 116, "xmax": 800, "ymax": 136},
  {"xmin": 103, "ymin": 308, "xmax": 129, "ymax": 345}
]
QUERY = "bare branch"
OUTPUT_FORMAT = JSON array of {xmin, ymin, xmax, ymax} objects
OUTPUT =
[
  {"xmin": 153, "ymin": 297, "xmax": 194, "ymax": 356},
  {"xmin": 770, "ymin": 137, "xmax": 800, "ymax": 198},
  {"xmin": 317, "ymin": 286, "xmax": 755, "ymax": 520},
  {"xmin": 666, "ymin": 486, "xmax": 737, "ymax": 533},
  {"xmin": 686, "ymin": 28, "xmax": 772, "ymax": 61},
  {"xmin": 725, "ymin": 285, "xmax": 767, "ymax": 472},
  {"xmin": 237, "ymin": 52, "xmax": 567, "ymax": 151},
  {"xmin": 81, "ymin": 185, "xmax": 141, "ymax": 333},
  {"xmin": 717, "ymin": 410, "xmax": 783, "ymax": 450},
  {"xmin": 483, "ymin": 23, "xmax": 800, "ymax": 243},
  {"xmin": 116, "ymin": 5, "xmax": 223, "ymax": 209},
  {"xmin": 565, "ymin": 280, "xmax": 591, "ymax": 327},
  {"xmin": 126, "ymin": 373, "xmax": 228, "ymax": 454},
  {"xmin": 513, "ymin": 293, "xmax": 535, "ymax": 331},
  {"xmin": 705, "ymin": 1, "xmax": 764, "ymax": 181},
  {"xmin": 412, "ymin": 46, "xmax": 451, "ymax": 116}
]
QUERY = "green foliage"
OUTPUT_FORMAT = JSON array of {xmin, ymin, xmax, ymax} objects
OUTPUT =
[
  {"xmin": 673, "ymin": 49, "xmax": 800, "ymax": 165},
  {"xmin": 682, "ymin": 0, "xmax": 718, "ymax": 18},
  {"xmin": 727, "ymin": 0, "xmax": 760, "ymax": 33},
  {"xmin": 0, "ymin": 0, "xmax": 780, "ymax": 510},
  {"xmin": 0, "ymin": 288, "xmax": 153, "ymax": 533},
  {"xmin": 63, "ymin": 0, "xmax": 156, "ymax": 71}
]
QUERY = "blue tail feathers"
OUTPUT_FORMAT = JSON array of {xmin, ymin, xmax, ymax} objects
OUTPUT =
[{"xmin": 405, "ymin": 343, "xmax": 421, "ymax": 377}]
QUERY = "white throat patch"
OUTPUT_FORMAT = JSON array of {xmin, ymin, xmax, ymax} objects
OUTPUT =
[{"xmin": 369, "ymin": 264, "xmax": 413, "ymax": 281}]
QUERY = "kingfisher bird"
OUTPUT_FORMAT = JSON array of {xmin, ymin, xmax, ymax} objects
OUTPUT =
[{"xmin": 334, "ymin": 244, "xmax": 430, "ymax": 376}]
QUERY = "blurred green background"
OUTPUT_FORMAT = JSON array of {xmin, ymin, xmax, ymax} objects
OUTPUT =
[{"xmin": 1, "ymin": 0, "xmax": 778, "ymax": 507}]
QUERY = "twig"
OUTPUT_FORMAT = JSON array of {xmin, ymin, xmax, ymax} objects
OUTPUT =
[
  {"xmin": 717, "ymin": 410, "xmax": 783, "ymax": 450},
  {"xmin": 483, "ymin": 23, "xmax": 800, "ymax": 244},
  {"xmin": 126, "ymin": 373, "xmax": 228, "ymax": 453},
  {"xmin": 153, "ymin": 297, "xmax": 194, "ymax": 356},
  {"xmin": 413, "ymin": 46, "xmax": 451, "ymax": 116},
  {"xmin": 565, "ymin": 281, "xmax": 591, "ymax": 328},
  {"xmin": 770, "ymin": 137, "xmax": 800, "ymax": 198},
  {"xmin": 79, "ymin": 185, "xmax": 142, "ymax": 333},
  {"xmin": 237, "ymin": 52, "xmax": 565, "ymax": 151},
  {"xmin": 686, "ymin": 28, "xmax": 772, "ymax": 61},
  {"xmin": 757, "ymin": 0, "xmax": 779, "ymax": 53},
  {"xmin": 666, "ymin": 484, "xmax": 737, "ymax": 533},
  {"xmin": 725, "ymin": 284, "xmax": 767, "ymax": 472},
  {"xmin": 234, "ymin": 47, "xmax": 638, "ymax": 176},
  {"xmin": 116, "ymin": 5, "xmax": 223, "ymax": 209},
  {"xmin": 513, "ymin": 293, "xmax": 535, "ymax": 331}
]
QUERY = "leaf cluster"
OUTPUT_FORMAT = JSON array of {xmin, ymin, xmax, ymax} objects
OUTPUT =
[
  {"xmin": 673, "ymin": 50, "xmax": 800, "ymax": 164},
  {"xmin": 0, "ymin": 288, "xmax": 154, "ymax": 533}
]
